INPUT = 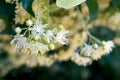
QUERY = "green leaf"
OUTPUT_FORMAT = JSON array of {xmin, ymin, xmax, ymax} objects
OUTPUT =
[
  {"xmin": 112, "ymin": 0, "xmax": 120, "ymax": 10},
  {"xmin": 56, "ymin": 0, "xmax": 86, "ymax": 9},
  {"xmin": 21, "ymin": 0, "xmax": 35, "ymax": 17},
  {"xmin": 86, "ymin": 0, "xmax": 99, "ymax": 22}
]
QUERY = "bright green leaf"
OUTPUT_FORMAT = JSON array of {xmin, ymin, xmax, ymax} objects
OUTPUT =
[
  {"xmin": 21, "ymin": 0, "xmax": 35, "ymax": 17},
  {"xmin": 86, "ymin": 0, "xmax": 99, "ymax": 22},
  {"xmin": 56, "ymin": 0, "xmax": 86, "ymax": 9}
]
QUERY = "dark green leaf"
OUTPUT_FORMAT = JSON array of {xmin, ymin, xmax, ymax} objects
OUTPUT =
[
  {"xmin": 112, "ymin": 0, "xmax": 120, "ymax": 10},
  {"xmin": 21, "ymin": 0, "xmax": 35, "ymax": 17},
  {"xmin": 86, "ymin": 0, "xmax": 99, "ymax": 22}
]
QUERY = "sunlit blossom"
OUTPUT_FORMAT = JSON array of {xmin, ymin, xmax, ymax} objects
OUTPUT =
[
  {"xmin": 79, "ymin": 41, "xmax": 115, "ymax": 61},
  {"xmin": 11, "ymin": 34, "xmax": 27, "ymax": 50},
  {"xmin": 29, "ymin": 24, "xmax": 49, "ymax": 37},
  {"xmin": 11, "ymin": 23, "xmax": 69, "ymax": 56},
  {"xmin": 56, "ymin": 30, "xmax": 69, "ymax": 44},
  {"xmin": 102, "ymin": 40, "xmax": 115, "ymax": 54},
  {"xmin": 71, "ymin": 53, "xmax": 92, "ymax": 66},
  {"xmin": 80, "ymin": 43, "xmax": 95, "ymax": 57},
  {"xmin": 45, "ymin": 30, "xmax": 56, "ymax": 43}
]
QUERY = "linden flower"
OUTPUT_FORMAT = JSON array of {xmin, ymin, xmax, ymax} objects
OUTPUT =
[
  {"xmin": 11, "ymin": 34, "xmax": 27, "ymax": 50},
  {"xmin": 79, "ymin": 41, "xmax": 115, "ymax": 61},
  {"xmin": 21, "ymin": 40, "xmax": 49, "ymax": 55},
  {"xmin": 102, "ymin": 40, "xmax": 115, "ymax": 54},
  {"xmin": 28, "ymin": 41, "xmax": 49, "ymax": 55},
  {"xmin": 29, "ymin": 24, "xmax": 49, "ymax": 36},
  {"xmin": 11, "ymin": 22, "xmax": 69, "ymax": 56},
  {"xmin": 45, "ymin": 30, "xmax": 56, "ymax": 43},
  {"xmin": 71, "ymin": 53, "xmax": 92, "ymax": 66},
  {"xmin": 56, "ymin": 30, "xmax": 69, "ymax": 44},
  {"xmin": 91, "ymin": 47, "xmax": 104, "ymax": 60},
  {"xmin": 90, "ymin": 41, "xmax": 114, "ymax": 60},
  {"xmin": 80, "ymin": 44, "xmax": 95, "ymax": 57},
  {"xmin": 91, "ymin": 40, "xmax": 115, "ymax": 60}
]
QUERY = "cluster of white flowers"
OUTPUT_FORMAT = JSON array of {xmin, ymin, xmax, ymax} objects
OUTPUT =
[
  {"xmin": 11, "ymin": 20, "xmax": 69, "ymax": 55},
  {"xmin": 83, "ymin": 41, "xmax": 114, "ymax": 60},
  {"xmin": 71, "ymin": 53, "xmax": 92, "ymax": 66},
  {"xmin": 11, "ymin": 35, "xmax": 27, "ymax": 51},
  {"xmin": 71, "ymin": 40, "xmax": 115, "ymax": 66}
]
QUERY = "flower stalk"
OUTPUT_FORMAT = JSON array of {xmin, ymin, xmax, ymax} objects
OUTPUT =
[{"xmin": 76, "ymin": 7, "xmax": 101, "ymax": 45}]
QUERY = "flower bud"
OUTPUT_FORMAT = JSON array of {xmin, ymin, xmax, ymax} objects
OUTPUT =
[
  {"xmin": 48, "ymin": 43, "xmax": 55, "ymax": 50},
  {"xmin": 57, "ymin": 25, "xmax": 64, "ymax": 30},
  {"xmin": 101, "ymin": 41, "xmax": 106, "ymax": 49},
  {"xmin": 26, "ymin": 19, "xmax": 33, "ymax": 27},
  {"xmin": 15, "ymin": 27, "xmax": 22, "ymax": 34},
  {"xmin": 102, "ymin": 41, "xmax": 105, "ymax": 45},
  {"xmin": 33, "ymin": 35, "xmax": 39, "ymax": 41},
  {"xmin": 93, "ymin": 43, "xmax": 98, "ymax": 49}
]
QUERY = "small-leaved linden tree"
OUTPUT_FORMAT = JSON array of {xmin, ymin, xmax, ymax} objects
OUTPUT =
[{"xmin": 6, "ymin": 0, "xmax": 115, "ymax": 66}]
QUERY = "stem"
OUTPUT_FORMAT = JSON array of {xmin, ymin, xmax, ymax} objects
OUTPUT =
[
  {"xmin": 23, "ymin": 29, "xmax": 29, "ymax": 36},
  {"xmin": 21, "ymin": 27, "xmax": 28, "ymax": 30},
  {"xmin": 29, "ymin": 30, "xmax": 30, "ymax": 38},
  {"xmin": 76, "ymin": 7, "xmax": 101, "ymax": 45}
]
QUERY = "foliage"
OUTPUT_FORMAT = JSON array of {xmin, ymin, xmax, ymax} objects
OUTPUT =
[
  {"xmin": 86, "ymin": 0, "xmax": 98, "ymax": 22},
  {"xmin": 56, "ymin": 0, "xmax": 86, "ymax": 9},
  {"xmin": 21, "ymin": 0, "xmax": 35, "ymax": 17},
  {"xmin": 0, "ymin": 0, "xmax": 120, "ymax": 80}
]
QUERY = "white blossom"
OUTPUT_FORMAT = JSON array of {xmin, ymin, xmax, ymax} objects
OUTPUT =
[
  {"xmin": 71, "ymin": 53, "xmax": 92, "ymax": 66},
  {"xmin": 91, "ymin": 40, "xmax": 115, "ymax": 60},
  {"xmin": 79, "ymin": 41, "xmax": 115, "ymax": 61},
  {"xmin": 45, "ymin": 30, "xmax": 56, "ymax": 43},
  {"xmin": 26, "ymin": 19, "xmax": 33, "ymax": 26},
  {"xmin": 29, "ymin": 24, "xmax": 48, "ymax": 37},
  {"xmin": 80, "ymin": 44, "xmax": 95, "ymax": 57},
  {"xmin": 102, "ymin": 40, "xmax": 115, "ymax": 54},
  {"xmin": 56, "ymin": 30, "xmax": 69, "ymax": 44},
  {"xmin": 11, "ymin": 23, "xmax": 69, "ymax": 56},
  {"xmin": 90, "ymin": 48, "xmax": 103, "ymax": 60},
  {"xmin": 11, "ymin": 34, "xmax": 27, "ymax": 50}
]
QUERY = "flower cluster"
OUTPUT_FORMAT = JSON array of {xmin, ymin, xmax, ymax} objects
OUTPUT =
[
  {"xmin": 71, "ymin": 53, "xmax": 92, "ymax": 66},
  {"xmin": 11, "ymin": 20, "xmax": 69, "ymax": 55},
  {"xmin": 71, "ymin": 40, "xmax": 115, "ymax": 66}
]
